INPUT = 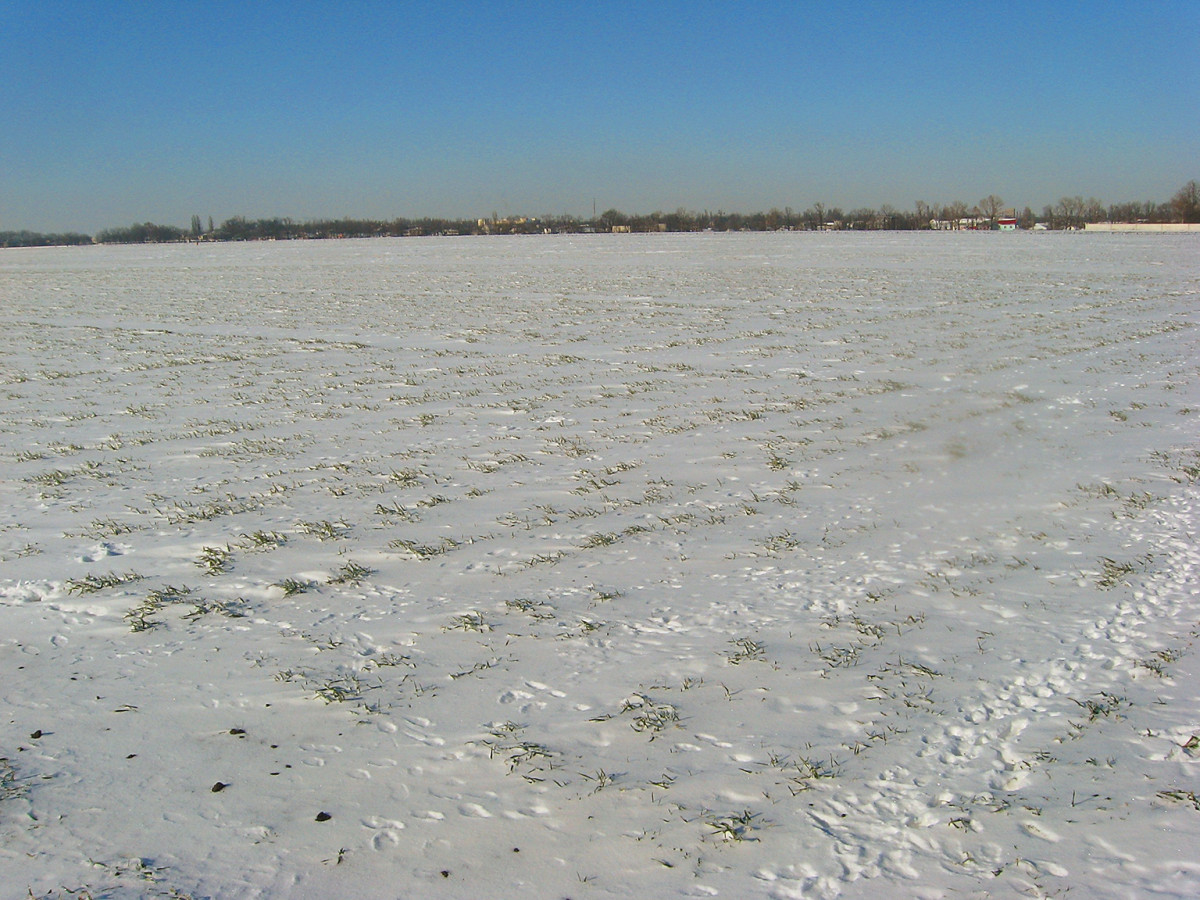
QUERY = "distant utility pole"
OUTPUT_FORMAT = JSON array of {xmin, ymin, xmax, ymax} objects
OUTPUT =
[{"xmin": 593, "ymin": 198, "xmax": 597, "ymax": 220}]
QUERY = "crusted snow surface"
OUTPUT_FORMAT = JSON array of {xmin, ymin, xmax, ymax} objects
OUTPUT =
[{"xmin": 1, "ymin": 232, "xmax": 1198, "ymax": 899}]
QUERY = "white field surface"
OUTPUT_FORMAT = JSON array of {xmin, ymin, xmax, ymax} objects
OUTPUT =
[{"xmin": 1, "ymin": 232, "xmax": 1198, "ymax": 899}]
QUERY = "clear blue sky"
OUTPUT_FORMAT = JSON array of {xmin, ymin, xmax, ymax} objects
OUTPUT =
[{"xmin": 2, "ymin": 0, "xmax": 1197, "ymax": 232}]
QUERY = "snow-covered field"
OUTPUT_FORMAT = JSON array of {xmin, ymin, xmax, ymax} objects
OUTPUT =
[{"xmin": 1, "ymin": 232, "xmax": 1198, "ymax": 899}]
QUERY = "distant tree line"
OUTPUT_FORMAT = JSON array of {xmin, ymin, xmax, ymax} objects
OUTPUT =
[
  {"xmin": 88, "ymin": 215, "xmax": 480, "ymax": 243},
  {"xmin": 592, "ymin": 179, "xmax": 1199, "ymax": 232},
  {"xmin": 94, "ymin": 221, "xmax": 191, "ymax": 243},
  {"xmin": 5, "ymin": 180, "xmax": 1196, "ymax": 247},
  {"xmin": 0, "ymin": 230, "xmax": 92, "ymax": 248},
  {"xmin": 206, "ymin": 215, "xmax": 475, "ymax": 241}
]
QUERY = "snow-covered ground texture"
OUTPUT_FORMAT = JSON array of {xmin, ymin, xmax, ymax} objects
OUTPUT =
[{"xmin": 2, "ymin": 232, "xmax": 1198, "ymax": 900}]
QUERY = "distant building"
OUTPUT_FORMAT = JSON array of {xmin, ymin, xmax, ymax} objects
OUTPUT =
[
  {"xmin": 1084, "ymin": 222, "xmax": 1200, "ymax": 232},
  {"xmin": 998, "ymin": 216, "xmax": 1018, "ymax": 231},
  {"xmin": 930, "ymin": 217, "xmax": 988, "ymax": 231}
]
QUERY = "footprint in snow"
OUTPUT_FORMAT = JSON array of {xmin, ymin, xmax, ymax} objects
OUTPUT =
[
  {"xmin": 458, "ymin": 802, "xmax": 493, "ymax": 818},
  {"xmin": 78, "ymin": 543, "xmax": 121, "ymax": 562},
  {"xmin": 1020, "ymin": 820, "xmax": 1061, "ymax": 842}
]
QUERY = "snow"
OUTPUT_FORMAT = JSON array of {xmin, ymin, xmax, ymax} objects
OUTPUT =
[{"xmin": 1, "ymin": 231, "xmax": 1198, "ymax": 899}]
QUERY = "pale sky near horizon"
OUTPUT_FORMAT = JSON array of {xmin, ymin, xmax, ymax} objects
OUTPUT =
[{"xmin": 2, "ymin": 0, "xmax": 1197, "ymax": 233}]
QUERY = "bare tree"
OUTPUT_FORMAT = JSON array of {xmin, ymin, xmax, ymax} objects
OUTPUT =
[
  {"xmin": 914, "ymin": 200, "xmax": 930, "ymax": 227},
  {"xmin": 1055, "ymin": 196, "xmax": 1085, "ymax": 229},
  {"xmin": 979, "ymin": 195, "xmax": 1004, "ymax": 221},
  {"xmin": 944, "ymin": 200, "xmax": 968, "ymax": 225},
  {"xmin": 600, "ymin": 208, "xmax": 627, "ymax": 230},
  {"xmin": 1171, "ymin": 180, "xmax": 1200, "ymax": 223}
]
